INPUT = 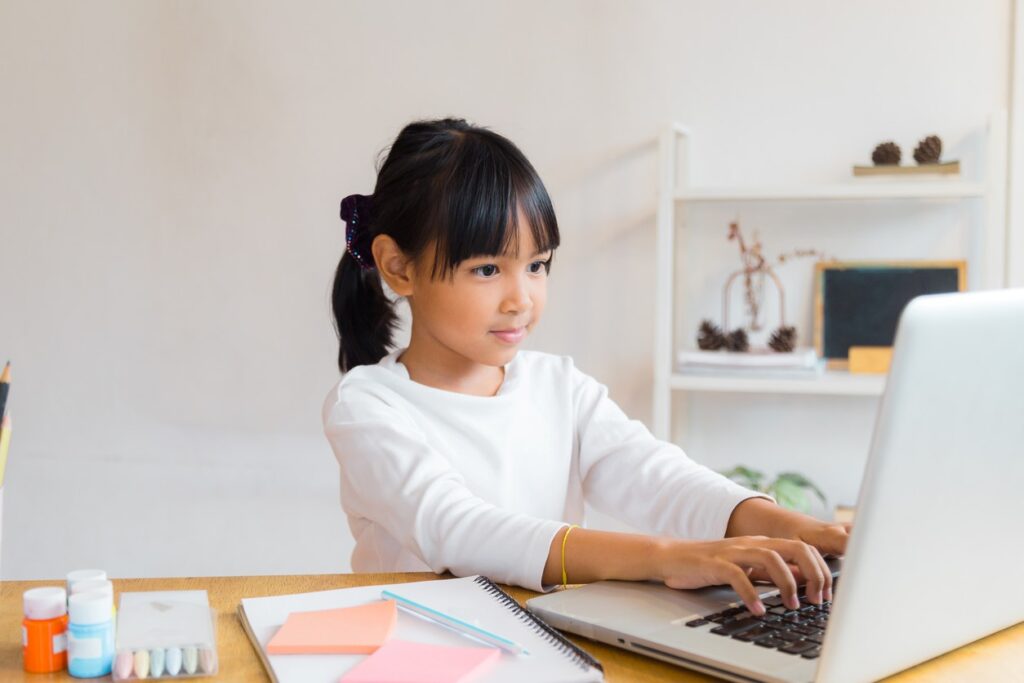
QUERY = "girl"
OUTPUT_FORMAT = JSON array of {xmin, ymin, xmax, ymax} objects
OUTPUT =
[{"xmin": 324, "ymin": 118, "xmax": 848, "ymax": 617}]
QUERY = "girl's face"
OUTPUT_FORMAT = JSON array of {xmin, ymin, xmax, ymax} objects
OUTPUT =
[{"xmin": 406, "ymin": 219, "xmax": 553, "ymax": 371}]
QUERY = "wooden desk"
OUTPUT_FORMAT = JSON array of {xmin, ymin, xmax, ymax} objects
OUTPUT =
[{"xmin": 3, "ymin": 574, "xmax": 1022, "ymax": 681}]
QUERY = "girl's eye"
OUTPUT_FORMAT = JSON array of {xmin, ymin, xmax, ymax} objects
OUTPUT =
[
  {"xmin": 529, "ymin": 258, "xmax": 552, "ymax": 275},
  {"xmin": 472, "ymin": 264, "xmax": 499, "ymax": 278}
]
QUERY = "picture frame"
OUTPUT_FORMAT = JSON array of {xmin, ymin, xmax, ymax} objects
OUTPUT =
[{"xmin": 813, "ymin": 260, "xmax": 967, "ymax": 369}]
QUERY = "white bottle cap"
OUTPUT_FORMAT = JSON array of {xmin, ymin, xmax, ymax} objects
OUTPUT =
[
  {"xmin": 70, "ymin": 578, "xmax": 114, "ymax": 599},
  {"xmin": 68, "ymin": 590, "xmax": 113, "ymax": 625},
  {"xmin": 24, "ymin": 587, "xmax": 68, "ymax": 621},
  {"xmin": 67, "ymin": 569, "xmax": 107, "ymax": 594}
]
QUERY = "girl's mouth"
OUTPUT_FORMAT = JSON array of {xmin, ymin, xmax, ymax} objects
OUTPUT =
[{"xmin": 490, "ymin": 327, "xmax": 527, "ymax": 344}]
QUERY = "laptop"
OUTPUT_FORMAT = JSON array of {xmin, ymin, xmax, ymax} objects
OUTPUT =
[{"xmin": 527, "ymin": 289, "xmax": 1024, "ymax": 683}]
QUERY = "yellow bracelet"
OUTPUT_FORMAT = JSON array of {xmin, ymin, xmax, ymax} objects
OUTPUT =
[{"xmin": 561, "ymin": 524, "xmax": 579, "ymax": 587}]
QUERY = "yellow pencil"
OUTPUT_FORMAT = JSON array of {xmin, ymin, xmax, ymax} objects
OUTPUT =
[{"xmin": 0, "ymin": 414, "xmax": 9, "ymax": 489}]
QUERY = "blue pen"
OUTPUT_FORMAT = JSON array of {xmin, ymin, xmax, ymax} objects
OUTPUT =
[{"xmin": 381, "ymin": 589, "xmax": 530, "ymax": 656}]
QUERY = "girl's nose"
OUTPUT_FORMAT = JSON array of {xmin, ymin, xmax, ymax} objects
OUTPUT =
[{"xmin": 500, "ymin": 276, "xmax": 532, "ymax": 314}]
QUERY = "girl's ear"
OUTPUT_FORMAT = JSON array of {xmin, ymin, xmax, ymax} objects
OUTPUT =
[{"xmin": 372, "ymin": 234, "xmax": 416, "ymax": 297}]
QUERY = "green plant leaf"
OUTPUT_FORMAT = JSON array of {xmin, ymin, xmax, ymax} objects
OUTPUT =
[
  {"xmin": 771, "ymin": 478, "xmax": 810, "ymax": 513},
  {"xmin": 775, "ymin": 471, "xmax": 827, "ymax": 507},
  {"xmin": 720, "ymin": 466, "xmax": 766, "ymax": 492}
]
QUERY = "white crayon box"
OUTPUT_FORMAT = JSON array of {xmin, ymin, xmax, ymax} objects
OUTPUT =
[{"xmin": 112, "ymin": 591, "xmax": 218, "ymax": 680}]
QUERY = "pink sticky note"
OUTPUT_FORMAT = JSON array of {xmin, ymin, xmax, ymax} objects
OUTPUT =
[
  {"xmin": 267, "ymin": 600, "xmax": 397, "ymax": 654},
  {"xmin": 340, "ymin": 639, "xmax": 500, "ymax": 683}
]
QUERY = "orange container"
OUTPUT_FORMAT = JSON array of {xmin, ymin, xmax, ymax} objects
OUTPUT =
[{"xmin": 23, "ymin": 587, "xmax": 69, "ymax": 673}]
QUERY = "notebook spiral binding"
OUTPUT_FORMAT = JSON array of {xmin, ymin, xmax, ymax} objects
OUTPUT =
[{"xmin": 473, "ymin": 576, "xmax": 603, "ymax": 674}]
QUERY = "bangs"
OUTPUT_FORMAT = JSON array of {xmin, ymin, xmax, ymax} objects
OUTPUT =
[{"xmin": 423, "ymin": 131, "xmax": 559, "ymax": 278}]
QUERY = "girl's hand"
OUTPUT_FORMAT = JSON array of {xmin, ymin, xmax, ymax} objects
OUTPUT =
[
  {"xmin": 656, "ymin": 536, "xmax": 831, "ymax": 616},
  {"xmin": 725, "ymin": 497, "xmax": 851, "ymax": 561},
  {"xmin": 792, "ymin": 521, "xmax": 851, "ymax": 557}
]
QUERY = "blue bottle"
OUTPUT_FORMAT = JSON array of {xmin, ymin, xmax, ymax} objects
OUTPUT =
[{"xmin": 67, "ymin": 591, "xmax": 114, "ymax": 678}]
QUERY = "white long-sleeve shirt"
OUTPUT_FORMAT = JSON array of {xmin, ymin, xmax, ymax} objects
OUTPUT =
[{"xmin": 322, "ymin": 348, "xmax": 764, "ymax": 592}]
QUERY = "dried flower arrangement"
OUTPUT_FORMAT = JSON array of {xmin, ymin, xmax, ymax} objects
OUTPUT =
[{"xmin": 696, "ymin": 220, "xmax": 826, "ymax": 353}]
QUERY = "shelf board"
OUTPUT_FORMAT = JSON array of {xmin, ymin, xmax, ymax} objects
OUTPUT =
[
  {"xmin": 676, "ymin": 181, "xmax": 985, "ymax": 202},
  {"xmin": 670, "ymin": 370, "xmax": 886, "ymax": 396}
]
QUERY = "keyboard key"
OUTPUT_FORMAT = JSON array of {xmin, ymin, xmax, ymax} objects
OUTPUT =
[
  {"xmin": 710, "ymin": 618, "xmax": 760, "ymax": 636},
  {"xmin": 779, "ymin": 640, "xmax": 818, "ymax": 655},
  {"xmin": 754, "ymin": 636, "xmax": 788, "ymax": 649},
  {"xmin": 685, "ymin": 618, "xmax": 709, "ymax": 627},
  {"xmin": 806, "ymin": 633, "xmax": 824, "ymax": 644},
  {"xmin": 774, "ymin": 630, "xmax": 804, "ymax": 642},
  {"xmin": 732, "ymin": 625, "xmax": 776, "ymax": 642},
  {"xmin": 768, "ymin": 606, "xmax": 789, "ymax": 616},
  {"xmin": 791, "ymin": 626, "xmax": 818, "ymax": 636},
  {"xmin": 801, "ymin": 646, "xmax": 822, "ymax": 659}
]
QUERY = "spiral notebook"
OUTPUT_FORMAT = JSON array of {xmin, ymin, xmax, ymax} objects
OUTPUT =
[{"xmin": 238, "ymin": 575, "xmax": 604, "ymax": 683}]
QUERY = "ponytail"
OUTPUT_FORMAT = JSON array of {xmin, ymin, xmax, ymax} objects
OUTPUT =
[{"xmin": 331, "ymin": 193, "xmax": 398, "ymax": 372}]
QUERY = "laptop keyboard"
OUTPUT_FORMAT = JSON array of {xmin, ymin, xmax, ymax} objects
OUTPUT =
[{"xmin": 684, "ymin": 580, "xmax": 837, "ymax": 660}]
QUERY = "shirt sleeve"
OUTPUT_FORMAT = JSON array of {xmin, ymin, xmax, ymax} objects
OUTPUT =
[
  {"xmin": 573, "ymin": 364, "xmax": 771, "ymax": 539},
  {"xmin": 323, "ymin": 388, "xmax": 565, "ymax": 592}
]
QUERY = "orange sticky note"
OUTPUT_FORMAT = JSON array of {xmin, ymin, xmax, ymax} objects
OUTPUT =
[
  {"xmin": 340, "ymin": 639, "xmax": 500, "ymax": 683},
  {"xmin": 267, "ymin": 600, "xmax": 397, "ymax": 654}
]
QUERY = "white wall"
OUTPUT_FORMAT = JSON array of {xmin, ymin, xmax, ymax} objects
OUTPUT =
[{"xmin": 0, "ymin": 0, "xmax": 1011, "ymax": 579}]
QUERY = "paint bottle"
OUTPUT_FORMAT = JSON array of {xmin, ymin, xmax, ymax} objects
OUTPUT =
[
  {"xmin": 70, "ymin": 578, "xmax": 116, "ymax": 619},
  {"xmin": 66, "ymin": 569, "xmax": 107, "ymax": 595},
  {"xmin": 70, "ymin": 578, "xmax": 113, "ymax": 599},
  {"xmin": 67, "ymin": 590, "xmax": 115, "ymax": 678},
  {"xmin": 22, "ymin": 587, "xmax": 68, "ymax": 673}
]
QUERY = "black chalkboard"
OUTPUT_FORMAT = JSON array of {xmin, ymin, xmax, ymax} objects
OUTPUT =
[{"xmin": 815, "ymin": 262, "xmax": 965, "ymax": 362}]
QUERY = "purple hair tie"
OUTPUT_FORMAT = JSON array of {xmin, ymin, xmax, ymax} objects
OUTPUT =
[{"xmin": 340, "ymin": 193, "xmax": 376, "ymax": 271}]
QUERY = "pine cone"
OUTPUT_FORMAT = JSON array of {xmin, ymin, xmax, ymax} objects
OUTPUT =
[
  {"xmin": 872, "ymin": 141, "xmax": 901, "ymax": 166},
  {"xmin": 725, "ymin": 328, "xmax": 749, "ymax": 352},
  {"xmin": 913, "ymin": 135, "xmax": 942, "ymax": 164},
  {"xmin": 768, "ymin": 325, "xmax": 798, "ymax": 352},
  {"xmin": 697, "ymin": 319, "xmax": 726, "ymax": 350}
]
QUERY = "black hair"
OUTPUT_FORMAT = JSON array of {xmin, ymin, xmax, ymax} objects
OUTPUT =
[{"xmin": 331, "ymin": 118, "xmax": 560, "ymax": 373}]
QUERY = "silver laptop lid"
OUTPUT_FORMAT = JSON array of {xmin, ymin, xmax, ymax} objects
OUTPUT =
[{"xmin": 817, "ymin": 289, "xmax": 1024, "ymax": 683}]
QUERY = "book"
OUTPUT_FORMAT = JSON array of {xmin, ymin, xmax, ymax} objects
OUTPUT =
[
  {"xmin": 238, "ymin": 575, "xmax": 604, "ymax": 683},
  {"xmin": 677, "ymin": 347, "xmax": 819, "ymax": 371},
  {"xmin": 851, "ymin": 161, "xmax": 960, "ymax": 176}
]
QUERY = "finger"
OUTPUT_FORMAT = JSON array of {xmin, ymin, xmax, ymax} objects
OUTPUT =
[
  {"xmin": 796, "ymin": 543, "xmax": 832, "ymax": 602},
  {"xmin": 772, "ymin": 540, "xmax": 827, "ymax": 604},
  {"xmin": 820, "ymin": 525, "xmax": 851, "ymax": 556},
  {"xmin": 748, "ymin": 564, "xmax": 806, "ymax": 585},
  {"xmin": 719, "ymin": 563, "xmax": 765, "ymax": 616},
  {"xmin": 730, "ymin": 547, "xmax": 799, "ymax": 610},
  {"xmin": 810, "ymin": 544, "xmax": 833, "ymax": 601}
]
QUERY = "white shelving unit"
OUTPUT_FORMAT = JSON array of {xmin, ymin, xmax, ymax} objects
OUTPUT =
[
  {"xmin": 652, "ymin": 114, "xmax": 1008, "ymax": 441},
  {"xmin": 678, "ymin": 182, "xmax": 985, "ymax": 202},
  {"xmin": 669, "ymin": 372, "xmax": 885, "ymax": 397}
]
